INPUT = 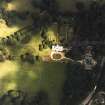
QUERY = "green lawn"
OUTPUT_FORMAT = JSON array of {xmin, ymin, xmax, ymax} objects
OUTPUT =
[
  {"xmin": 0, "ymin": 1, "xmax": 69, "ymax": 105},
  {"xmin": 0, "ymin": 60, "xmax": 66, "ymax": 105},
  {"xmin": 0, "ymin": 19, "xmax": 66, "ymax": 105}
]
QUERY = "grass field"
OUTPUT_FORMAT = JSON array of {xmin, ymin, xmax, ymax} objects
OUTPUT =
[
  {"xmin": 0, "ymin": 1, "xmax": 70, "ymax": 105},
  {"xmin": 0, "ymin": 27, "xmax": 67, "ymax": 105},
  {"xmin": 0, "ymin": 17, "xmax": 66, "ymax": 105},
  {"xmin": 0, "ymin": 60, "xmax": 66, "ymax": 105},
  {"xmin": 0, "ymin": 19, "xmax": 19, "ymax": 37}
]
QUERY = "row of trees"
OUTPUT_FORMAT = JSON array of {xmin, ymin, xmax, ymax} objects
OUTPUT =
[
  {"xmin": 0, "ymin": 7, "xmax": 32, "ymax": 26},
  {"xmin": 0, "ymin": 24, "xmax": 35, "ymax": 46}
]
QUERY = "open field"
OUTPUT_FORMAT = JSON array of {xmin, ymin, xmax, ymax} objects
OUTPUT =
[
  {"xmin": 0, "ymin": 60, "xmax": 66, "ymax": 105},
  {"xmin": 0, "ymin": 1, "xmax": 74, "ymax": 105}
]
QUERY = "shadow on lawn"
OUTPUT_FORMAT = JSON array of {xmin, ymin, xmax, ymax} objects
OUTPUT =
[{"xmin": 0, "ymin": 61, "xmax": 66, "ymax": 105}]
